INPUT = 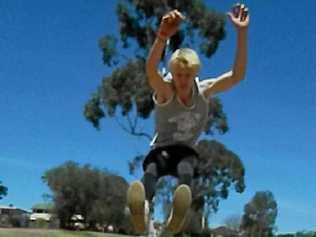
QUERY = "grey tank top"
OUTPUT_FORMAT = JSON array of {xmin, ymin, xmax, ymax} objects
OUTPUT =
[{"xmin": 151, "ymin": 76, "xmax": 210, "ymax": 148}]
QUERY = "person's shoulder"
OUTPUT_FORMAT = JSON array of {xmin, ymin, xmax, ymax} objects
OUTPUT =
[
  {"xmin": 198, "ymin": 77, "xmax": 218, "ymax": 89},
  {"xmin": 196, "ymin": 77, "xmax": 218, "ymax": 100},
  {"xmin": 152, "ymin": 72, "xmax": 174, "ymax": 105},
  {"xmin": 197, "ymin": 77, "xmax": 217, "ymax": 87}
]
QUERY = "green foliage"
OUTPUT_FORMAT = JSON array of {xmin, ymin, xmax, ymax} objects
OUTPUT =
[
  {"xmin": 42, "ymin": 161, "xmax": 130, "ymax": 231},
  {"xmin": 112, "ymin": 0, "xmax": 226, "ymax": 59},
  {"xmin": 84, "ymin": 93, "xmax": 105, "ymax": 130},
  {"xmin": 294, "ymin": 231, "xmax": 316, "ymax": 237},
  {"xmin": 84, "ymin": 59, "xmax": 154, "ymax": 132},
  {"xmin": 195, "ymin": 139, "xmax": 245, "ymax": 195},
  {"xmin": 98, "ymin": 35, "xmax": 118, "ymax": 67},
  {"xmin": 205, "ymin": 97, "xmax": 229, "ymax": 135},
  {"xmin": 241, "ymin": 191, "xmax": 278, "ymax": 237},
  {"xmin": 100, "ymin": 59, "xmax": 153, "ymax": 118},
  {"xmin": 33, "ymin": 218, "xmax": 49, "ymax": 229},
  {"xmin": 189, "ymin": 139, "xmax": 245, "ymax": 230},
  {"xmin": 0, "ymin": 181, "xmax": 8, "ymax": 200}
]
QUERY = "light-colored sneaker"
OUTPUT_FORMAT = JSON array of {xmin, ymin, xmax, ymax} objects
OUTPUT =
[
  {"xmin": 166, "ymin": 184, "xmax": 192, "ymax": 234},
  {"xmin": 127, "ymin": 181, "xmax": 149, "ymax": 235}
]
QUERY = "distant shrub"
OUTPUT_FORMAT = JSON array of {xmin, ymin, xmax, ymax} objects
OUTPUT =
[{"xmin": 30, "ymin": 218, "xmax": 49, "ymax": 229}]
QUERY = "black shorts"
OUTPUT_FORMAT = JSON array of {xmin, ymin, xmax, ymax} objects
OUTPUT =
[{"xmin": 142, "ymin": 144, "xmax": 199, "ymax": 178}]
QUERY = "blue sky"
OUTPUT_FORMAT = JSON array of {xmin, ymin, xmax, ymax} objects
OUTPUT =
[{"xmin": 1, "ymin": 0, "xmax": 316, "ymax": 234}]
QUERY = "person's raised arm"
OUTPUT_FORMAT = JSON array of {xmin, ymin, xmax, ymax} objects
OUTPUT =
[
  {"xmin": 146, "ymin": 10, "xmax": 185, "ymax": 101},
  {"xmin": 229, "ymin": 3, "xmax": 249, "ymax": 82},
  {"xmin": 203, "ymin": 3, "xmax": 249, "ymax": 97}
]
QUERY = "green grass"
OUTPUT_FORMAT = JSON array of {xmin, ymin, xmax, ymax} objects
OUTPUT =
[{"xmin": 0, "ymin": 228, "xmax": 132, "ymax": 237}]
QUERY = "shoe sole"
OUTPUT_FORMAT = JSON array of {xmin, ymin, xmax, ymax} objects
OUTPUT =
[
  {"xmin": 127, "ymin": 181, "xmax": 146, "ymax": 234},
  {"xmin": 166, "ymin": 184, "xmax": 192, "ymax": 234}
]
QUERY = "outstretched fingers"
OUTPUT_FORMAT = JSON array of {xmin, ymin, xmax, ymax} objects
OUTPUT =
[
  {"xmin": 232, "ymin": 3, "xmax": 249, "ymax": 22},
  {"xmin": 162, "ymin": 9, "xmax": 185, "ymax": 24},
  {"xmin": 173, "ymin": 9, "xmax": 185, "ymax": 21}
]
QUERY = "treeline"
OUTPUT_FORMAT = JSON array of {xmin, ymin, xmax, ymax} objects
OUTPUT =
[
  {"xmin": 42, "ymin": 161, "xmax": 133, "ymax": 234},
  {"xmin": 41, "ymin": 161, "xmax": 316, "ymax": 236},
  {"xmin": 278, "ymin": 232, "xmax": 316, "ymax": 237}
]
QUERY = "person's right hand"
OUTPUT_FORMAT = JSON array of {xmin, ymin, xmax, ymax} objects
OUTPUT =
[{"xmin": 157, "ymin": 10, "xmax": 185, "ymax": 40}]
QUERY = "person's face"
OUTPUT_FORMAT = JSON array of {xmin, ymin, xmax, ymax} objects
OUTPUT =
[{"xmin": 171, "ymin": 63, "xmax": 197, "ymax": 93}]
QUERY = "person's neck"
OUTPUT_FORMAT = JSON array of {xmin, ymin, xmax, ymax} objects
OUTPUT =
[{"xmin": 177, "ymin": 88, "xmax": 193, "ymax": 106}]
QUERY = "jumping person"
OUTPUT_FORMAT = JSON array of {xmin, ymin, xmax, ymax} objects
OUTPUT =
[{"xmin": 127, "ymin": 3, "xmax": 249, "ymax": 235}]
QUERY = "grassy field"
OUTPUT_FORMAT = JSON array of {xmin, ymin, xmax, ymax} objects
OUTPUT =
[{"xmin": 0, "ymin": 228, "xmax": 133, "ymax": 237}]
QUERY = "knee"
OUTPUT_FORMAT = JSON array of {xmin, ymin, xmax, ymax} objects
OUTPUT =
[
  {"xmin": 177, "ymin": 161, "xmax": 194, "ymax": 176},
  {"xmin": 145, "ymin": 163, "xmax": 158, "ymax": 177}
]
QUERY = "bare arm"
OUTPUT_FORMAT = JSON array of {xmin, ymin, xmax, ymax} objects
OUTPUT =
[
  {"xmin": 145, "ymin": 37, "xmax": 170, "ymax": 98},
  {"xmin": 145, "ymin": 10, "xmax": 185, "ymax": 103},
  {"xmin": 203, "ymin": 3, "xmax": 249, "ymax": 97}
]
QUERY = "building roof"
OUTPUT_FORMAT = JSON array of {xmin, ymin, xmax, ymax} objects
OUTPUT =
[
  {"xmin": 0, "ymin": 204, "xmax": 29, "ymax": 213},
  {"xmin": 0, "ymin": 205, "xmax": 16, "ymax": 209}
]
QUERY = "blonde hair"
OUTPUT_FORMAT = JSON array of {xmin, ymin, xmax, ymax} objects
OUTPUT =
[{"xmin": 168, "ymin": 48, "xmax": 200, "ymax": 72}]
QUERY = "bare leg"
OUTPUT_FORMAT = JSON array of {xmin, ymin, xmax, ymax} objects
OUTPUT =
[{"xmin": 142, "ymin": 162, "xmax": 158, "ymax": 202}]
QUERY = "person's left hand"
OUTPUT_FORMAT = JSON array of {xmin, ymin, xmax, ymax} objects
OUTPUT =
[{"xmin": 227, "ymin": 3, "xmax": 250, "ymax": 29}]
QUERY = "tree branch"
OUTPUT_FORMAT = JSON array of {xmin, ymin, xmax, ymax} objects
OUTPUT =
[
  {"xmin": 115, "ymin": 114, "xmax": 152, "ymax": 141},
  {"xmin": 130, "ymin": 131, "xmax": 152, "ymax": 141},
  {"xmin": 114, "ymin": 116, "xmax": 132, "ymax": 134}
]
